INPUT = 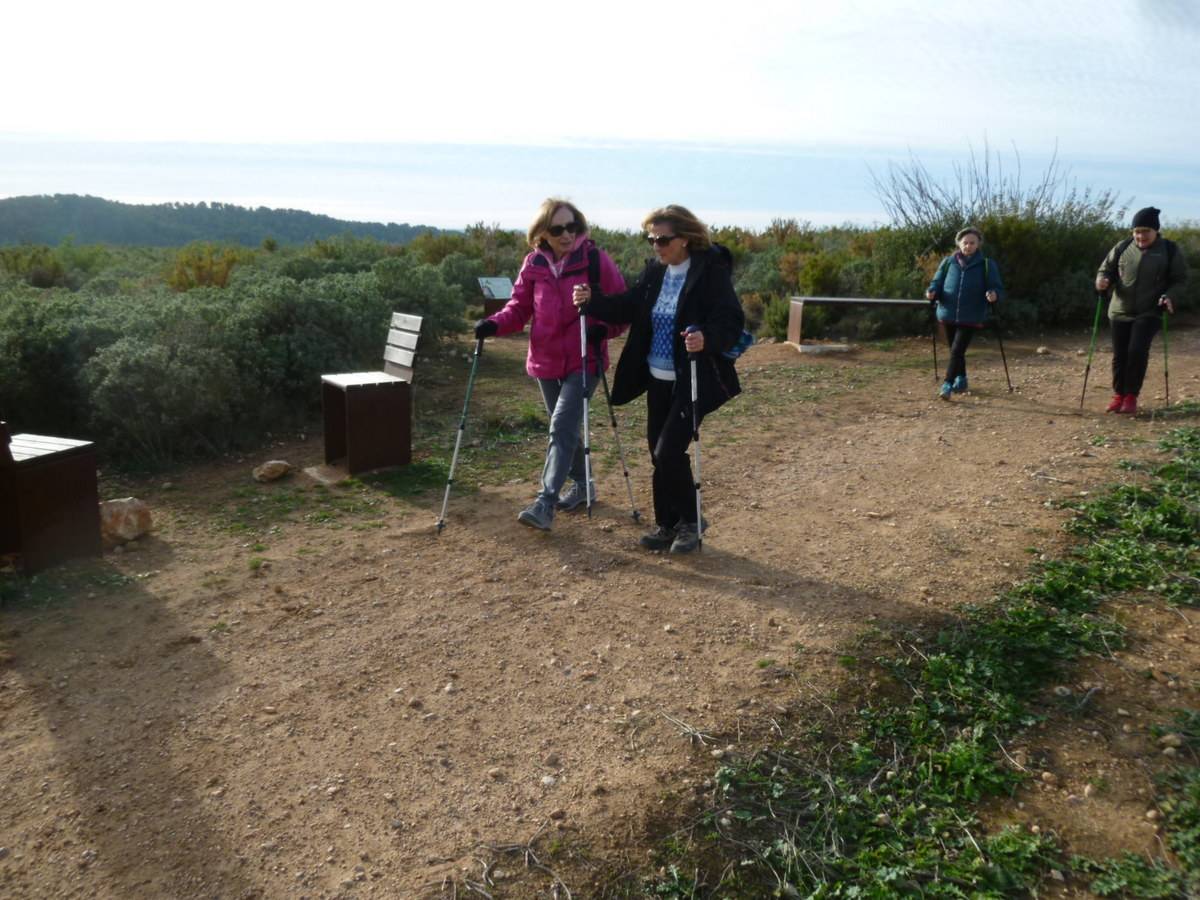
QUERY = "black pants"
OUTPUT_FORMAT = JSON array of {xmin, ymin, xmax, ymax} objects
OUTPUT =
[
  {"xmin": 1111, "ymin": 317, "xmax": 1161, "ymax": 396},
  {"xmin": 645, "ymin": 376, "xmax": 701, "ymax": 528},
  {"xmin": 943, "ymin": 323, "xmax": 976, "ymax": 383}
]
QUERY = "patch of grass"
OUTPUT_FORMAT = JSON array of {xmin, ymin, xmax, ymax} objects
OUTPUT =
[
  {"xmin": 638, "ymin": 427, "xmax": 1200, "ymax": 897},
  {"xmin": 0, "ymin": 562, "xmax": 134, "ymax": 611}
]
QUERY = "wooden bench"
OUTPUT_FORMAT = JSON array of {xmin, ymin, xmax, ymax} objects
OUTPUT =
[
  {"xmin": 320, "ymin": 313, "xmax": 423, "ymax": 475},
  {"xmin": 786, "ymin": 295, "xmax": 928, "ymax": 350},
  {"xmin": 0, "ymin": 421, "xmax": 102, "ymax": 573}
]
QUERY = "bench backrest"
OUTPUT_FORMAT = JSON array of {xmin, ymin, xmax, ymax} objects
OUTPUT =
[{"xmin": 382, "ymin": 312, "xmax": 422, "ymax": 383}]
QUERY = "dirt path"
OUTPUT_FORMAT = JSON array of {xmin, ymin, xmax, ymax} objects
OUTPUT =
[{"xmin": 2, "ymin": 327, "xmax": 1197, "ymax": 898}]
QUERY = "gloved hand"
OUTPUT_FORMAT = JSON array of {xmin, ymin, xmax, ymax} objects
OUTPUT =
[
  {"xmin": 586, "ymin": 323, "xmax": 607, "ymax": 345},
  {"xmin": 474, "ymin": 319, "xmax": 498, "ymax": 339}
]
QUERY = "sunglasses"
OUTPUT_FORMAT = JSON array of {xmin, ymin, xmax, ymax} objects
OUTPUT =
[
  {"xmin": 547, "ymin": 221, "xmax": 582, "ymax": 237},
  {"xmin": 645, "ymin": 234, "xmax": 679, "ymax": 247}
]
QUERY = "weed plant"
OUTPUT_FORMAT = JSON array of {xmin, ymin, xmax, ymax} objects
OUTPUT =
[{"xmin": 641, "ymin": 427, "xmax": 1199, "ymax": 898}]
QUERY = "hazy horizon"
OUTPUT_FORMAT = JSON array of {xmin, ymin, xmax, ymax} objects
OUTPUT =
[{"xmin": 3, "ymin": 138, "xmax": 1198, "ymax": 234}]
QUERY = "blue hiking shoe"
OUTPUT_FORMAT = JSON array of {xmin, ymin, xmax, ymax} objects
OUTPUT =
[
  {"xmin": 517, "ymin": 498, "xmax": 555, "ymax": 531},
  {"xmin": 938, "ymin": 381, "xmax": 953, "ymax": 401},
  {"xmin": 555, "ymin": 480, "xmax": 595, "ymax": 512},
  {"xmin": 951, "ymin": 375, "xmax": 968, "ymax": 393}
]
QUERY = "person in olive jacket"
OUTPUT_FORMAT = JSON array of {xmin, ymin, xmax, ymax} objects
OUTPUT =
[
  {"xmin": 1095, "ymin": 206, "xmax": 1188, "ymax": 415},
  {"xmin": 573, "ymin": 205, "xmax": 743, "ymax": 554}
]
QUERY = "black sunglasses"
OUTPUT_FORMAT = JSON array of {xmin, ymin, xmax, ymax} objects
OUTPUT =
[
  {"xmin": 547, "ymin": 221, "xmax": 582, "ymax": 237},
  {"xmin": 645, "ymin": 234, "xmax": 678, "ymax": 247}
]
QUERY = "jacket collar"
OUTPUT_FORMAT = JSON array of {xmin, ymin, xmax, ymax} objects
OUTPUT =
[{"xmin": 530, "ymin": 237, "xmax": 593, "ymax": 275}]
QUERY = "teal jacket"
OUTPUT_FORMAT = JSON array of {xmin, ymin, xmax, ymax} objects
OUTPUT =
[{"xmin": 927, "ymin": 252, "xmax": 1004, "ymax": 326}]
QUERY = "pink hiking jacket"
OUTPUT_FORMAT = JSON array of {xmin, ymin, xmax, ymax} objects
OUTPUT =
[{"xmin": 488, "ymin": 237, "xmax": 627, "ymax": 380}]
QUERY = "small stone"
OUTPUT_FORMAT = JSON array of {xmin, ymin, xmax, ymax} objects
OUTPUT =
[
  {"xmin": 487, "ymin": 767, "xmax": 504, "ymax": 781},
  {"xmin": 443, "ymin": 683, "xmax": 456, "ymax": 694},
  {"xmin": 407, "ymin": 698, "xmax": 423, "ymax": 709},
  {"xmin": 1116, "ymin": 708, "xmax": 1131, "ymax": 717},
  {"xmin": 541, "ymin": 775, "xmax": 557, "ymax": 787},
  {"xmin": 1052, "ymin": 685, "xmax": 1071, "ymax": 698},
  {"xmin": 1159, "ymin": 733, "xmax": 1184, "ymax": 748},
  {"xmin": 548, "ymin": 808, "xmax": 566, "ymax": 820},
  {"xmin": 543, "ymin": 753, "xmax": 562, "ymax": 768},
  {"xmin": 1163, "ymin": 747, "xmax": 1178, "ymax": 758},
  {"xmin": 1040, "ymin": 771, "xmax": 1058, "ymax": 786},
  {"xmin": 874, "ymin": 813, "xmax": 891, "ymax": 826},
  {"xmin": 1146, "ymin": 809, "xmax": 1162, "ymax": 821},
  {"xmin": 1084, "ymin": 784, "xmax": 1097, "ymax": 798},
  {"xmin": 663, "ymin": 624, "xmax": 675, "ymax": 633},
  {"xmin": 1036, "ymin": 346, "xmax": 1050, "ymax": 355},
  {"xmin": 326, "ymin": 786, "xmax": 341, "ymax": 797},
  {"xmin": 252, "ymin": 460, "xmax": 292, "ymax": 483},
  {"xmin": 1049, "ymin": 869, "xmax": 1065, "ymax": 882},
  {"xmin": 710, "ymin": 748, "xmax": 725, "ymax": 760}
]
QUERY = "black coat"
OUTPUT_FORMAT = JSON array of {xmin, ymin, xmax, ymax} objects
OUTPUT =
[{"xmin": 585, "ymin": 245, "xmax": 743, "ymax": 417}]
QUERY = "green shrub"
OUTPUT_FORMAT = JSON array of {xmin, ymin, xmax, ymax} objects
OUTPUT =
[
  {"xmin": 83, "ymin": 337, "xmax": 242, "ymax": 462},
  {"xmin": 372, "ymin": 255, "xmax": 466, "ymax": 346}
]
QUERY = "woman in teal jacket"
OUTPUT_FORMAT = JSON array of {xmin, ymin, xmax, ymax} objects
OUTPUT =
[{"xmin": 925, "ymin": 226, "xmax": 1004, "ymax": 400}]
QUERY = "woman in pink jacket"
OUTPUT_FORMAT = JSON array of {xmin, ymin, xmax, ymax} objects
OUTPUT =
[{"xmin": 474, "ymin": 198, "xmax": 626, "ymax": 530}]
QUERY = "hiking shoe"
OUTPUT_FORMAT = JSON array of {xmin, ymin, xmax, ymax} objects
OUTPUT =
[
  {"xmin": 669, "ymin": 522, "xmax": 701, "ymax": 554},
  {"xmin": 517, "ymin": 499, "xmax": 554, "ymax": 531},
  {"xmin": 938, "ymin": 381, "xmax": 953, "ymax": 401},
  {"xmin": 951, "ymin": 375, "xmax": 968, "ymax": 393},
  {"xmin": 555, "ymin": 480, "xmax": 595, "ymax": 511},
  {"xmin": 1119, "ymin": 394, "xmax": 1138, "ymax": 415},
  {"xmin": 1105, "ymin": 394, "xmax": 1124, "ymax": 413},
  {"xmin": 638, "ymin": 525, "xmax": 676, "ymax": 551}
]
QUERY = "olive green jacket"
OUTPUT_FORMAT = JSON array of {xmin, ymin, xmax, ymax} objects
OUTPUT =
[{"xmin": 1097, "ymin": 237, "xmax": 1188, "ymax": 321}]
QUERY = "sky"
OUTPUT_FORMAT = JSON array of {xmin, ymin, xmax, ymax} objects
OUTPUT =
[{"xmin": 2, "ymin": 0, "xmax": 1198, "ymax": 230}]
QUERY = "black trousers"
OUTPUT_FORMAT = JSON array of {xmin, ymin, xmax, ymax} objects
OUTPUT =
[
  {"xmin": 943, "ymin": 323, "xmax": 977, "ymax": 382},
  {"xmin": 1110, "ymin": 317, "xmax": 1161, "ymax": 397},
  {"xmin": 645, "ymin": 377, "xmax": 701, "ymax": 528}
]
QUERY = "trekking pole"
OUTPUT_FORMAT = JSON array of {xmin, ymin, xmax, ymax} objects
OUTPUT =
[
  {"xmin": 436, "ymin": 338, "xmax": 484, "ymax": 533},
  {"xmin": 992, "ymin": 305, "xmax": 1013, "ymax": 392},
  {"xmin": 1079, "ymin": 291, "xmax": 1105, "ymax": 411},
  {"xmin": 1161, "ymin": 301, "xmax": 1170, "ymax": 408},
  {"xmin": 594, "ymin": 344, "xmax": 640, "ymax": 523},
  {"xmin": 930, "ymin": 301, "xmax": 940, "ymax": 382},
  {"xmin": 686, "ymin": 326, "xmax": 703, "ymax": 552},
  {"xmin": 578, "ymin": 313, "xmax": 595, "ymax": 519}
]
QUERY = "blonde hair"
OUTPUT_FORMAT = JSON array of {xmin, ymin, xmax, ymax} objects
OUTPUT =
[
  {"xmin": 526, "ymin": 198, "xmax": 588, "ymax": 250},
  {"xmin": 641, "ymin": 205, "xmax": 712, "ymax": 252},
  {"xmin": 955, "ymin": 226, "xmax": 983, "ymax": 243}
]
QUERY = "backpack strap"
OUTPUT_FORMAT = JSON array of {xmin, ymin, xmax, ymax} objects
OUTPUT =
[{"xmin": 587, "ymin": 247, "xmax": 600, "ymax": 288}]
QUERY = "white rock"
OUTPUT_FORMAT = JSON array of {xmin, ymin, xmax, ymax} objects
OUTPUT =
[
  {"xmin": 253, "ymin": 460, "xmax": 292, "ymax": 482},
  {"xmin": 99, "ymin": 498, "xmax": 153, "ymax": 545}
]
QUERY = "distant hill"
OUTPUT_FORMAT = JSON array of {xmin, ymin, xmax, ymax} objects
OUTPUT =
[{"xmin": 0, "ymin": 194, "xmax": 439, "ymax": 247}]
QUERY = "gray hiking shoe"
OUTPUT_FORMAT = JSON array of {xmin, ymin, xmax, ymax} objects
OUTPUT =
[
  {"xmin": 517, "ymin": 499, "xmax": 555, "ymax": 531},
  {"xmin": 669, "ymin": 519, "xmax": 708, "ymax": 554},
  {"xmin": 555, "ymin": 480, "xmax": 595, "ymax": 512},
  {"xmin": 638, "ymin": 525, "xmax": 676, "ymax": 551}
]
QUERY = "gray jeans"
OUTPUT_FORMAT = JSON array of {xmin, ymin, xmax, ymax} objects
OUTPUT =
[{"xmin": 536, "ymin": 371, "xmax": 596, "ymax": 504}]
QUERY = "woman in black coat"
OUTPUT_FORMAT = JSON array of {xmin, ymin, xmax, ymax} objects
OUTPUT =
[{"xmin": 573, "ymin": 204, "xmax": 743, "ymax": 553}]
